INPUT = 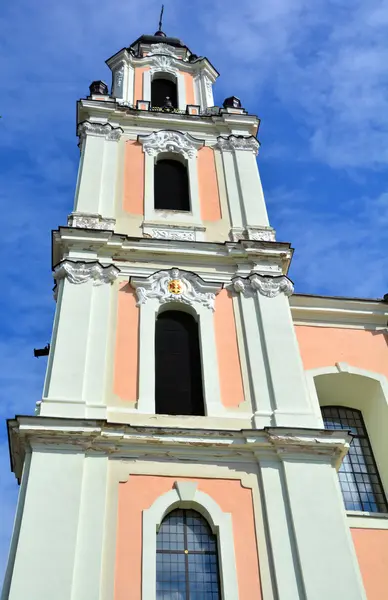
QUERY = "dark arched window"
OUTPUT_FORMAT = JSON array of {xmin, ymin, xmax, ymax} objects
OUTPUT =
[
  {"xmin": 322, "ymin": 406, "xmax": 388, "ymax": 513},
  {"xmin": 151, "ymin": 77, "xmax": 178, "ymax": 108},
  {"xmin": 154, "ymin": 159, "xmax": 190, "ymax": 211},
  {"xmin": 156, "ymin": 509, "xmax": 221, "ymax": 599},
  {"xmin": 155, "ymin": 310, "xmax": 204, "ymax": 416}
]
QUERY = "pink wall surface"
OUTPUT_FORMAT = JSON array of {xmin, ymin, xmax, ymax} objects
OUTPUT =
[
  {"xmin": 295, "ymin": 326, "xmax": 388, "ymax": 378},
  {"xmin": 351, "ymin": 528, "xmax": 388, "ymax": 600},
  {"xmin": 183, "ymin": 72, "xmax": 195, "ymax": 106},
  {"xmin": 198, "ymin": 147, "xmax": 222, "ymax": 221},
  {"xmin": 114, "ymin": 475, "xmax": 262, "ymax": 600},
  {"xmin": 123, "ymin": 141, "xmax": 144, "ymax": 215},
  {"xmin": 113, "ymin": 283, "xmax": 139, "ymax": 402},
  {"xmin": 133, "ymin": 67, "xmax": 148, "ymax": 105},
  {"xmin": 214, "ymin": 290, "xmax": 244, "ymax": 407}
]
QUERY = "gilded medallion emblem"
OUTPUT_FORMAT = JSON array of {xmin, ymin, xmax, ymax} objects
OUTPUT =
[{"xmin": 168, "ymin": 279, "xmax": 183, "ymax": 294}]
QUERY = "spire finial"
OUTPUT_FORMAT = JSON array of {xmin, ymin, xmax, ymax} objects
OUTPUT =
[{"xmin": 158, "ymin": 5, "xmax": 164, "ymax": 32}]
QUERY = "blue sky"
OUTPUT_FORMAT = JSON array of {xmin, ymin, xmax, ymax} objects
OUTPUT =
[{"xmin": 1, "ymin": 0, "xmax": 387, "ymax": 585}]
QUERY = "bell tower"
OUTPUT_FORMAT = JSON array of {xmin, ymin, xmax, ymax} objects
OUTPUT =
[{"xmin": 2, "ymin": 26, "xmax": 367, "ymax": 600}]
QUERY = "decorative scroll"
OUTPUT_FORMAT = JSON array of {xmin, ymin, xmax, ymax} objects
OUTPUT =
[
  {"xmin": 233, "ymin": 274, "xmax": 294, "ymax": 298},
  {"xmin": 53, "ymin": 260, "xmax": 119, "ymax": 286},
  {"xmin": 216, "ymin": 135, "xmax": 259, "ymax": 155},
  {"xmin": 131, "ymin": 268, "xmax": 220, "ymax": 311},
  {"xmin": 138, "ymin": 130, "xmax": 204, "ymax": 159}
]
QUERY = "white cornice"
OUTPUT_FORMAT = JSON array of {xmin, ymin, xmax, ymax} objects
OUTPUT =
[
  {"xmin": 52, "ymin": 228, "xmax": 293, "ymax": 276},
  {"xmin": 290, "ymin": 294, "xmax": 388, "ymax": 330},
  {"xmin": 76, "ymin": 99, "xmax": 260, "ymax": 137},
  {"xmin": 8, "ymin": 416, "xmax": 351, "ymax": 480}
]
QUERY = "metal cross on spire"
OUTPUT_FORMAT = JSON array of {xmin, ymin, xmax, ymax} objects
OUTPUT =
[{"xmin": 158, "ymin": 4, "xmax": 164, "ymax": 32}]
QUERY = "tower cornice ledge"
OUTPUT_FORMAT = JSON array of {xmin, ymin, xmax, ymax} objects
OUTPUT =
[
  {"xmin": 52, "ymin": 228, "xmax": 293, "ymax": 277},
  {"xmin": 7, "ymin": 416, "xmax": 351, "ymax": 481}
]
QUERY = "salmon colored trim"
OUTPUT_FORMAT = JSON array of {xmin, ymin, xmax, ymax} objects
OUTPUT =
[
  {"xmin": 113, "ymin": 283, "xmax": 139, "ymax": 401},
  {"xmin": 114, "ymin": 476, "xmax": 262, "ymax": 600},
  {"xmin": 133, "ymin": 67, "xmax": 148, "ymax": 105},
  {"xmin": 123, "ymin": 141, "xmax": 144, "ymax": 216},
  {"xmin": 214, "ymin": 290, "xmax": 244, "ymax": 407},
  {"xmin": 198, "ymin": 147, "xmax": 222, "ymax": 221},
  {"xmin": 183, "ymin": 72, "xmax": 195, "ymax": 106},
  {"xmin": 351, "ymin": 528, "xmax": 388, "ymax": 600},
  {"xmin": 295, "ymin": 326, "xmax": 388, "ymax": 380}
]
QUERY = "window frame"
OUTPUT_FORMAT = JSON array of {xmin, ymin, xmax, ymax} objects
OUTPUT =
[
  {"xmin": 154, "ymin": 155, "xmax": 191, "ymax": 212},
  {"xmin": 156, "ymin": 508, "xmax": 221, "ymax": 599},
  {"xmin": 322, "ymin": 405, "xmax": 388, "ymax": 513},
  {"xmin": 142, "ymin": 481, "xmax": 239, "ymax": 600}
]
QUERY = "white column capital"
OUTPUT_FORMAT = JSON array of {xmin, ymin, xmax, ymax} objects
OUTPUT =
[
  {"xmin": 216, "ymin": 135, "xmax": 260, "ymax": 155},
  {"xmin": 77, "ymin": 121, "xmax": 123, "ymax": 148},
  {"xmin": 232, "ymin": 273, "xmax": 294, "ymax": 298},
  {"xmin": 53, "ymin": 260, "xmax": 120, "ymax": 288}
]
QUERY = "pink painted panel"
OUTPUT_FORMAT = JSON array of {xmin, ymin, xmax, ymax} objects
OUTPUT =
[
  {"xmin": 351, "ymin": 528, "xmax": 388, "ymax": 600},
  {"xmin": 214, "ymin": 289, "xmax": 244, "ymax": 407},
  {"xmin": 183, "ymin": 72, "xmax": 195, "ymax": 106},
  {"xmin": 123, "ymin": 141, "xmax": 144, "ymax": 216},
  {"xmin": 133, "ymin": 66, "xmax": 148, "ymax": 104},
  {"xmin": 114, "ymin": 476, "xmax": 262, "ymax": 600},
  {"xmin": 113, "ymin": 283, "xmax": 139, "ymax": 401},
  {"xmin": 198, "ymin": 147, "xmax": 221, "ymax": 221},
  {"xmin": 295, "ymin": 326, "xmax": 388, "ymax": 378}
]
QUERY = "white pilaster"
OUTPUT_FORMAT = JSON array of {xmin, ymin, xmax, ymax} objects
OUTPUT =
[
  {"xmin": 198, "ymin": 308, "xmax": 223, "ymax": 416},
  {"xmin": 143, "ymin": 70, "xmax": 151, "ymax": 101},
  {"xmin": 82, "ymin": 282, "xmax": 112, "ymax": 411},
  {"xmin": 281, "ymin": 456, "xmax": 367, "ymax": 600},
  {"xmin": 177, "ymin": 72, "xmax": 186, "ymax": 110},
  {"xmin": 234, "ymin": 150, "xmax": 269, "ymax": 226},
  {"xmin": 126, "ymin": 64, "xmax": 134, "ymax": 105},
  {"xmin": 99, "ymin": 138, "xmax": 120, "ymax": 219},
  {"xmin": 256, "ymin": 292, "xmax": 319, "ymax": 427},
  {"xmin": 137, "ymin": 299, "xmax": 157, "ymax": 413},
  {"xmin": 44, "ymin": 278, "xmax": 94, "ymax": 407},
  {"xmin": 235, "ymin": 292, "xmax": 273, "ymax": 422},
  {"xmin": 259, "ymin": 459, "xmax": 303, "ymax": 599},
  {"xmin": 7, "ymin": 450, "xmax": 84, "ymax": 600},
  {"xmin": 219, "ymin": 150, "xmax": 244, "ymax": 229},
  {"xmin": 71, "ymin": 455, "xmax": 108, "ymax": 600},
  {"xmin": 75, "ymin": 134, "xmax": 105, "ymax": 214}
]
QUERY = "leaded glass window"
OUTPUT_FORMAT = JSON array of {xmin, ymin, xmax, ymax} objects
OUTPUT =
[
  {"xmin": 156, "ymin": 509, "xmax": 221, "ymax": 599},
  {"xmin": 322, "ymin": 406, "xmax": 388, "ymax": 513}
]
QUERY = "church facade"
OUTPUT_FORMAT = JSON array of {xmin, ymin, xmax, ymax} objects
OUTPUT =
[{"xmin": 2, "ymin": 28, "xmax": 388, "ymax": 600}]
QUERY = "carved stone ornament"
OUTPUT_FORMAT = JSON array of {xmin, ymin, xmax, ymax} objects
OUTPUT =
[
  {"xmin": 147, "ymin": 43, "xmax": 178, "ymax": 57},
  {"xmin": 151, "ymin": 228, "xmax": 195, "ymax": 241},
  {"xmin": 77, "ymin": 121, "xmax": 124, "ymax": 146},
  {"xmin": 113, "ymin": 64, "xmax": 125, "ymax": 97},
  {"xmin": 138, "ymin": 130, "xmax": 204, "ymax": 159},
  {"xmin": 230, "ymin": 227, "xmax": 276, "ymax": 242},
  {"xmin": 232, "ymin": 274, "xmax": 294, "ymax": 298},
  {"xmin": 216, "ymin": 135, "xmax": 260, "ymax": 155},
  {"xmin": 67, "ymin": 213, "xmax": 116, "ymax": 230},
  {"xmin": 150, "ymin": 54, "xmax": 178, "ymax": 76},
  {"xmin": 130, "ymin": 268, "xmax": 221, "ymax": 311},
  {"xmin": 54, "ymin": 260, "xmax": 120, "ymax": 286}
]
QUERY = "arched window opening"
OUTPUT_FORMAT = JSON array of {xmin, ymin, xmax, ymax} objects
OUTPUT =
[
  {"xmin": 155, "ymin": 310, "xmax": 204, "ymax": 416},
  {"xmin": 154, "ymin": 159, "xmax": 190, "ymax": 211},
  {"xmin": 151, "ymin": 77, "xmax": 178, "ymax": 109},
  {"xmin": 322, "ymin": 406, "xmax": 388, "ymax": 513},
  {"xmin": 156, "ymin": 509, "xmax": 221, "ymax": 599}
]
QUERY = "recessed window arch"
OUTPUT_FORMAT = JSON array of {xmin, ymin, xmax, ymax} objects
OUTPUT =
[
  {"xmin": 156, "ymin": 508, "xmax": 221, "ymax": 599},
  {"xmin": 154, "ymin": 156, "xmax": 190, "ymax": 211},
  {"xmin": 322, "ymin": 405, "xmax": 388, "ymax": 513},
  {"xmin": 155, "ymin": 308, "xmax": 204, "ymax": 416},
  {"xmin": 151, "ymin": 73, "xmax": 178, "ymax": 109}
]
